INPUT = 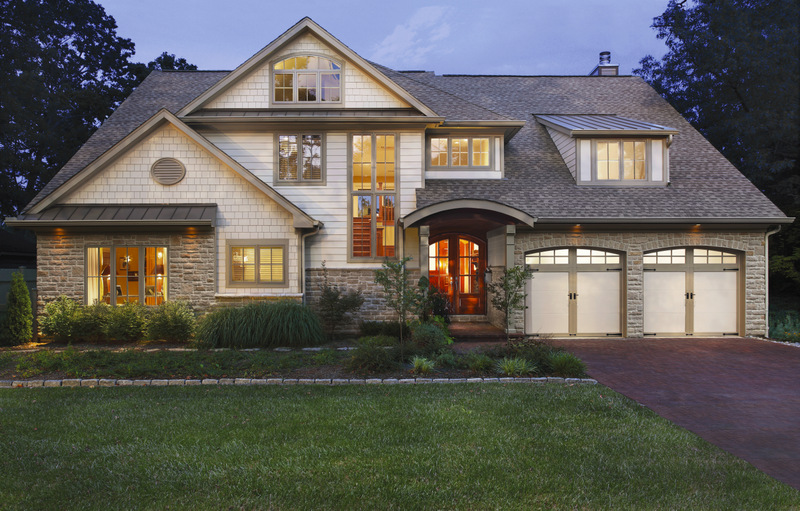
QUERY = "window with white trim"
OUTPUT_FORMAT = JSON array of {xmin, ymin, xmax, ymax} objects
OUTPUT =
[
  {"xmin": 596, "ymin": 140, "xmax": 646, "ymax": 180},
  {"xmin": 228, "ymin": 241, "xmax": 287, "ymax": 286},
  {"xmin": 273, "ymin": 56, "xmax": 341, "ymax": 103},
  {"xmin": 429, "ymin": 136, "xmax": 492, "ymax": 169},
  {"xmin": 277, "ymin": 134, "xmax": 323, "ymax": 183}
]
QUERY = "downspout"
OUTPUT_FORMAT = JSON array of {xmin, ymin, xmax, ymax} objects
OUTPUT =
[
  {"xmin": 765, "ymin": 225, "xmax": 782, "ymax": 338},
  {"xmin": 299, "ymin": 223, "xmax": 322, "ymax": 305}
]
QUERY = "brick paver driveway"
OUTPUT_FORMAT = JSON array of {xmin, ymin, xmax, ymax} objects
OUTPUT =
[{"xmin": 549, "ymin": 337, "xmax": 800, "ymax": 490}]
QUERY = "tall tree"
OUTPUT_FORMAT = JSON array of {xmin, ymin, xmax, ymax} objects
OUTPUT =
[
  {"xmin": 0, "ymin": 0, "xmax": 196, "ymax": 219},
  {"xmin": 635, "ymin": 0, "xmax": 800, "ymax": 296}
]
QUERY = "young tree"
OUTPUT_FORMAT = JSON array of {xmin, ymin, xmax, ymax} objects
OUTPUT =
[
  {"xmin": 1, "ymin": 271, "xmax": 33, "ymax": 346},
  {"xmin": 487, "ymin": 266, "xmax": 533, "ymax": 342},
  {"xmin": 374, "ymin": 257, "xmax": 419, "ymax": 345},
  {"xmin": 317, "ymin": 262, "xmax": 364, "ymax": 340}
]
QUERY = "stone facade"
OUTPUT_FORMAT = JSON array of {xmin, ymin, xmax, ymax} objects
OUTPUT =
[
  {"xmin": 513, "ymin": 230, "xmax": 767, "ymax": 337},
  {"xmin": 36, "ymin": 231, "xmax": 216, "ymax": 316}
]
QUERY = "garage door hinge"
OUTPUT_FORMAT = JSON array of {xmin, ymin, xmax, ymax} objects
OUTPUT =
[
  {"xmin": 606, "ymin": 268, "xmax": 622, "ymax": 271},
  {"xmin": 606, "ymin": 333, "xmax": 622, "ymax": 336},
  {"xmin": 723, "ymin": 268, "xmax": 739, "ymax": 271},
  {"xmin": 723, "ymin": 332, "xmax": 738, "ymax": 336},
  {"xmin": 644, "ymin": 268, "xmax": 656, "ymax": 272}
]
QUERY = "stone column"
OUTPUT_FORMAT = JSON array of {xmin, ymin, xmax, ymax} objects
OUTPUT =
[{"xmin": 419, "ymin": 225, "xmax": 430, "ymax": 279}]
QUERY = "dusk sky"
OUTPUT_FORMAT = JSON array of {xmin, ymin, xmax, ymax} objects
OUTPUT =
[{"xmin": 96, "ymin": 0, "xmax": 670, "ymax": 76}]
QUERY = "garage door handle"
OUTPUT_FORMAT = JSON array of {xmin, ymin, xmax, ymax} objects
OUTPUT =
[{"xmin": 685, "ymin": 292, "xmax": 695, "ymax": 299}]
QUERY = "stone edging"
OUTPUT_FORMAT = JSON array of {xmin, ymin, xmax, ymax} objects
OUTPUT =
[{"xmin": 0, "ymin": 377, "xmax": 597, "ymax": 388}]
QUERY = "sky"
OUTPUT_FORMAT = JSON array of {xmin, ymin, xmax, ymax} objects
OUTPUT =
[{"xmin": 96, "ymin": 0, "xmax": 670, "ymax": 76}]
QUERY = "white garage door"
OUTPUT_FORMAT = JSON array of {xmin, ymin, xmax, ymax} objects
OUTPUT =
[
  {"xmin": 643, "ymin": 248, "xmax": 740, "ymax": 336},
  {"xmin": 525, "ymin": 248, "xmax": 622, "ymax": 336}
]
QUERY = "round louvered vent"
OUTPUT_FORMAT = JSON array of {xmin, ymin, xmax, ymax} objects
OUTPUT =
[{"xmin": 151, "ymin": 158, "xmax": 186, "ymax": 185}]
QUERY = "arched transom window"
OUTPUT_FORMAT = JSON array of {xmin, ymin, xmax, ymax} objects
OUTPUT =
[{"xmin": 273, "ymin": 56, "xmax": 341, "ymax": 103}]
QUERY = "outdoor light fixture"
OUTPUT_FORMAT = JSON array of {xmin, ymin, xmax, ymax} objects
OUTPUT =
[{"xmin": 484, "ymin": 267, "xmax": 492, "ymax": 284}]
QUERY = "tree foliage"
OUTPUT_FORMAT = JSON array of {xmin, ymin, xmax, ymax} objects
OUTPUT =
[
  {"xmin": 0, "ymin": 0, "xmax": 196, "ymax": 218},
  {"xmin": 374, "ymin": 257, "xmax": 419, "ymax": 345},
  {"xmin": 1, "ymin": 271, "xmax": 33, "ymax": 345},
  {"xmin": 634, "ymin": 0, "xmax": 800, "ymax": 299},
  {"xmin": 487, "ymin": 266, "xmax": 533, "ymax": 342}
]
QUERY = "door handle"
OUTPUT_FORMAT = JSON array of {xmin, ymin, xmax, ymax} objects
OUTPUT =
[{"xmin": 685, "ymin": 292, "xmax": 695, "ymax": 299}]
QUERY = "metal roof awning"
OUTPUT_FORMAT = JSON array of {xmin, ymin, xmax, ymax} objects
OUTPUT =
[
  {"xmin": 5, "ymin": 204, "xmax": 218, "ymax": 231},
  {"xmin": 535, "ymin": 114, "xmax": 678, "ymax": 136}
]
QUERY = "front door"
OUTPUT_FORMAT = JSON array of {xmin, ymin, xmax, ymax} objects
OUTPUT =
[{"xmin": 428, "ymin": 235, "xmax": 486, "ymax": 315}]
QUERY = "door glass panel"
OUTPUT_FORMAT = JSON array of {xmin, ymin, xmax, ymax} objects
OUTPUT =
[
  {"xmin": 428, "ymin": 240, "xmax": 451, "ymax": 297},
  {"xmin": 458, "ymin": 239, "xmax": 479, "ymax": 294}
]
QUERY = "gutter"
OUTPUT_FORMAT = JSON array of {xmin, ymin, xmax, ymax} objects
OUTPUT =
[
  {"xmin": 765, "ymin": 225, "xmax": 782, "ymax": 338},
  {"xmin": 299, "ymin": 223, "xmax": 322, "ymax": 304}
]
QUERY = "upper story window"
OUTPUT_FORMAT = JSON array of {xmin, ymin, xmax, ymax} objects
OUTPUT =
[
  {"xmin": 351, "ymin": 134, "xmax": 396, "ymax": 260},
  {"xmin": 429, "ymin": 136, "xmax": 492, "ymax": 169},
  {"xmin": 273, "ymin": 55, "xmax": 341, "ymax": 104},
  {"xmin": 276, "ymin": 134, "xmax": 323, "ymax": 184},
  {"xmin": 596, "ymin": 140, "xmax": 646, "ymax": 180}
]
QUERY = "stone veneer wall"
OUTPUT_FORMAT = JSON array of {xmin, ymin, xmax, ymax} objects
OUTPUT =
[
  {"xmin": 305, "ymin": 268, "xmax": 422, "ymax": 334},
  {"xmin": 36, "ymin": 231, "xmax": 216, "ymax": 316},
  {"xmin": 512, "ymin": 231, "xmax": 767, "ymax": 337}
]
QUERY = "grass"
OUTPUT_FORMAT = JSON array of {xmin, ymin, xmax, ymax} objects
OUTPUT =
[
  {"xmin": 0, "ymin": 347, "xmax": 348, "ymax": 379},
  {"xmin": 1, "ymin": 385, "xmax": 797, "ymax": 510}
]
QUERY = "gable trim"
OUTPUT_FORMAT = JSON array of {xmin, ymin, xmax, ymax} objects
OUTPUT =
[
  {"xmin": 402, "ymin": 199, "xmax": 537, "ymax": 228},
  {"xmin": 177, "ymin": 18, "xmax": 439, "ymax": 118},
  {"xmin": 28, "ymin": 109, "xmax": 318, "ymax": 229}
]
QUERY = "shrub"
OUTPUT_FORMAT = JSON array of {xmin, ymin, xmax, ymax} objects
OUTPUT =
[
  {"xmin": 357, "ymin": 335, "xmax": 398, "ymax": 348},
  {"xmin": 147, "ymin": 301, "xmax": 195, "ymax": 342},
  {"xmin": 197, "ymin": 300, "xmax": 325, "ymax": 349},
  {"xmin": 1, "ymin": 271, "xmax": 32, "ymax": 346},
  {"xmin": 465, "ymin": 352, "xmax": 495, "ymax": 373},
  {"xmin": 40, "ymin": 296, "xmax": 82, "ymax": 342},
  {"xmin": 104, "ymin": 302, "xmax": 148, "ymax": 342},
  {"xmin": 434, "ymin": 350, "xmax": 458, "ymax": 368},
  {"xmin": 410, "ymin": 356, "xmax": 435, "ymax": 375},
  {"xmin": 484, "ymin": 338, "xmax": 558, "ymax": 373},
  {"xmin": 359, "ymin": 321, "xmax": 409, "ymax": 339},
  {"xmin": 496, "ymin": 357, "xmax": 535, "ymax": 377},
  {"xmin": 417, "ymin": 276, "xmax": 450, "ymax": 324},
  {"xmin": 345, "ymin": 341, "xmax": 398, "ymax": 374},
  {"xmin": 317, "ymin": 262, "xmax": 364, "ymax": 339},
  {"xmin": 770, "ymin": 310, "xmax": 800, "ymax": 343},
  {"xmin": 73, "ymin": 302, "xmax": 110, "ymax": 342},
  {"xmin": 410, "ymin": 321, "xmax": 451, "ymax": 356},
  {"xmin": 374, "ymin": 257, "xmax": 419, "ymax": 344},
  {"xmin": 548, "ymin": 351, "xmax": 586, "ymax": 377}
]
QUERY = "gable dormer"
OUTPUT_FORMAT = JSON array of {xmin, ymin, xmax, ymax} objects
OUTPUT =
[
  {"xmin": 179, "ymin": 18, "xmax": 438, "ymax": 116},
  {"xmin": 536, "ymin": 114, "xmax": 678, "ymax": 186}
]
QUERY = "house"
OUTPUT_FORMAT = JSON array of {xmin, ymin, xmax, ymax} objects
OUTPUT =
[{"xmin": 6, "ymin": 18, "xmax": 792, "ymax": 338}]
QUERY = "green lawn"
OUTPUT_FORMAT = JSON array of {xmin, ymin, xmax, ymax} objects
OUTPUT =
[{"xmin": 1, "ymin": 385, "xmax": 797, "ymax": 510}]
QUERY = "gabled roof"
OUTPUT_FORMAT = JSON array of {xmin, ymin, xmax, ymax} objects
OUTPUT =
[
  {"xmin": 535, "ymin": 114, "xmax": 678, "ymax": 136},
  {"xmin": 177, "ymin": 17, "xmax": 439, "ymax": 119},
  {"xmin": 25, "ymin": 109, "xmax": 317, "ymax": 229}
]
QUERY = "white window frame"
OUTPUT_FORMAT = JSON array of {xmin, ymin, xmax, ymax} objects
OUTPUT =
[
  {"xmin": 427, "ymin": 136, "xmax": 494, "ymax": 170},
  {"xmin": 576, "ymin": 138, "xmax": 669, "ymax": 186}
]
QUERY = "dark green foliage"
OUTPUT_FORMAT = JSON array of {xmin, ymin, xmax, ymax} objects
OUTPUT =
[
  {"xmin": 40, "ymin": 296, "xmax": 81, "ymax": 342},
  {"xmin": 410, "ymin": 356, "xmax": 435, "ymax": 375},
  {"xmin": 417, "ymin": 276, "xmax": 450, "ymax": 323},
  {"xmin": 374, "ymin": 257, "xmax": 419, "ymax": 344},
  {"xmin": 496, "ymin": 357, "xmax": 535, "ymax": 377},
  {"xmin": 345, "ymin": 339, "xmax": 399, "ymax": 374},
  {"xmin": 1, "ymin": 271, "xmax": 32, "ymax": 345},
  {"xmin": 104, "ymin": 302, "xmax": 148, "ymax": 342},
  {"xmin": 433, "ymin": 350, "xmax": 457, "ymax": 369},
  {"xmin": 486, "ymin": 266, "xmax": 533, "ymax": 342},
  {"xmin": 356, "ymin": 335, "xmax": 399, "ymax": 348},
  {"xmin": 359, "ymin": 321, "xmax": 409, "ymax": 339},
  {"xmin": 769, "ymin": 310, "xmax": 800, "ymax": 343},
  {"xmin": 409, "ymin": 321, "xmax": 451, "ymax": 357},
  {"xmin": 547, "ymin": 351, "xmax": 587, "ymax": 378},
  {"xmin": 146, "ymin": 301, "xmax": 196, "ymax": 342},
  {"xmin": 317, "ymin": 262, "xmax": 364, "ymax": 339},
  {"xmin": 72, "ymin": 302, "xmax": 110, "ymax": 342},
  {"xmin": 464, "ymin": 352, "xmax": 495, "ymax": 373},
  {"xmin": 197, "ymin": 301, "xmax": 325, "ymax": 349},
  {"xmin": 311, "ymin": 349, "xmax": 339, "ymax": 366}
]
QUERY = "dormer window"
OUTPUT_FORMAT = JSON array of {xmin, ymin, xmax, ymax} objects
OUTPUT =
[
  {"xmin": 273, "ymin": 55, "xmax": 341, "ymax": 103},
  {"xmin": 596, "ymin": 140, "xmax": 646, "ymax": 181}
]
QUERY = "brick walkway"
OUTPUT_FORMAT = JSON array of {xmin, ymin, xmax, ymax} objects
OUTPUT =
[{"xmin": 549, "ymin": 337, "xmax": 800, "ymax": 490}]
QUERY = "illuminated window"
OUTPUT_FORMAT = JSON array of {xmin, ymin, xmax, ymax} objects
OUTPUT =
[
  {"xmin": 277, "ymin": 134, "xmax": 323, "ymax": 182},
  {"xmin": 596, "ymin": 140, "xmax": 646, "ymax": 180},
  {"xmin": 525, "ymin": 249, "xmax": 569, "ymax": 265},
  {"xmin": 229, "ymin": 242, "xmax": 287, "ymax": 286},
  {"xmin": 86, "ymin": 246, "xmax": 167, "ymax": 306},
  {"xmin": 428, "ymin": 136, "xmax": 492, "ymax": 168},
  {"xmin": 351, "ymin": 134, "xmax": 396, "ymax": 259},
  {"xmin": 273, "ymin": 55, "xmax": 341, "ymax": 103}
]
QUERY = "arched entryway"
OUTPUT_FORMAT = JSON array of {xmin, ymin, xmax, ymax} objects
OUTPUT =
[{"xmin": 428, "ymin": 234, "xmax": 486, "ymax": 315}]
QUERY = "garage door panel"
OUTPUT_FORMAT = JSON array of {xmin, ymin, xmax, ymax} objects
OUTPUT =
[
  {"xmin": 694, "ymin": 272, "xmax": 737, "ymax": 333},
  {"xmin": 526, "ymin": 273, "xmax": 569, "ymax": 335},
  {"xmin": 577, "ymin": 272, "xmax": 620, "ymax": 334},
  {"xmin": 644, "ymin": 272, "xmax": 686, "ymax": 334}
]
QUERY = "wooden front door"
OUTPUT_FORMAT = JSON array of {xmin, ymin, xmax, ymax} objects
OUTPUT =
[{"xmin": 428, "ymin": 235, "xmax": 486, "ymax": 315}]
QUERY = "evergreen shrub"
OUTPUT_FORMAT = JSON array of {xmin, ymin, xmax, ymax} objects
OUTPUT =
[{"xmin": 1, "ymin": 272, "xmax": 33, "ymax": 345}]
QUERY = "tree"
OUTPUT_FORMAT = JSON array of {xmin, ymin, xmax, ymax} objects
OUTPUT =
[
  {"xmin": 0, "ymin": 0, "xmax": 197, "ymax": 219},
  {"xmin": 1, "ymin": 271, "xmax": 33, "ymax": 345},
  {"xmin": 317, "ymin": 261, "xmax": 364, "ymax": 340},
  {"xmin": 487, "ymin": 266, "xmax": 532, "ymax": 342},
  {"xmin": 634, "ymin": 0, "xmax": 800, "ymax": 300},
  {"xmin": 374, "ymin": 257, "xmax": 419, "ymax": 345}
]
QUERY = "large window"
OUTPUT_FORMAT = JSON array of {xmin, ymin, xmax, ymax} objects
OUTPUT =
[
  {"xmin": 228, "ymin": 241, "xmax": 287, "ymax": 286},
  {"xmin": 273, "ymin": 55, "xmax": 341, "ymax": 104},
  {"xmin": 429, "ymin": 136, "xmax": 491, "ymax": 169},
  {"xmin": 595, "ymin": 140, "xmax": 646, "ymax": 180},
  {"xmin": 277, "ymin": 134, "xmax": 323, "ymax": 183},
  {"xmin": 86, "ymin": 246, "xmax": 167, "ymax": 305},
  {"xmin": 351, "ymin": 134, "xmax": 396, "ymax": 259}
]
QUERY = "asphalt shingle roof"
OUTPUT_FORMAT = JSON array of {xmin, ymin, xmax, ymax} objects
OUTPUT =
[{"xmin": 25, "ymin": 65, "xmax": 786, "ymax": 222}]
